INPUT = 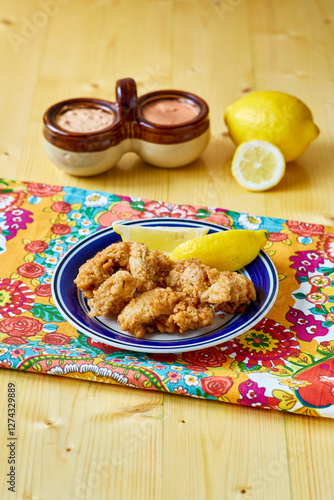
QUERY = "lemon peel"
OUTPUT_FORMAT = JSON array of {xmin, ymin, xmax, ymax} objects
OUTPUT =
[
  {"xmin": 169, "ymin": 229, "xmax": 269, "ymax": 271},
  {"xmin": 224, "ymin": 91, "xmax": 319, "ymax": 162},
  {"xmin": 113, "ymin": 223, "xmax": 209, "ymax": 253}
]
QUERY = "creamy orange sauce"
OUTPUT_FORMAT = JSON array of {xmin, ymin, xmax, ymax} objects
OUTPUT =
[{"xmin": 142, "ymin": 99, "xmax": 199, "ymax": 125}]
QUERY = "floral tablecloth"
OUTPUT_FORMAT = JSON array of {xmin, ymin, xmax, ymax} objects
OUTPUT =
[{"xmin": 1, "ymin": 178, "xmax": 334, "ymax": 418}]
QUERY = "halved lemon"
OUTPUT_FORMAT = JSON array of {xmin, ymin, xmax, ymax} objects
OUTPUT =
[
  {"xmin": 231, "ymin": 140, "xmax": 286, "ymax": 192},
  {"xmin": 113, "ymin": 223, "xmax": 209, "ymax": 253}
]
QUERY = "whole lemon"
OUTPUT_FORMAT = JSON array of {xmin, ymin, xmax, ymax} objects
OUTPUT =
[{"xmin": 224, "ymin": 91, "xmax": 320, "ymax": 162}]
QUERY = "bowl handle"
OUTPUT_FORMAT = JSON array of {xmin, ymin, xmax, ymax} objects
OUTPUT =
[{"xmin": 116, "ymin": 78, "xmax": 138, "ymax": 126}]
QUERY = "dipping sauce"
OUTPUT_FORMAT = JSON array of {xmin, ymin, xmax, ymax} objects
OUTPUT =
[
  {"xmin": 56, "ymin": 107, "xmax": 115, "ymax": 133},
  {"xmin": 142, "ymin": 98, "xmax": 199, "ymax": 126}
]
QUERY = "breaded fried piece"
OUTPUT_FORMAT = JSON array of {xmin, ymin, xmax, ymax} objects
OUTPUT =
[
  {"xmin": 214, "ymin": 271, "xmax": 257, "ymax": 314},
  {"xmin": 166, "ymin": 258, "xmax": 230, "ymax": 304},
  {"xmin": 128, "ymin": 242, "xmax": 173, "ymax": 293},
  {"xmin": 75, "ymin": 240, "xmax": 257, "ymax": 338},
  {"xmin": 164, "ymin": 297, "xmax": 214, "ymax": 333},
  {"xmin": 74, "ymin": 241, "xmax": 132, "ymax": 298},
  {"xmin": 117, "ymin": 287, "xmax": 214, "ymax": 338},
  {"xmin": 88, "ymin": 270, "xmax": 137, "ymax": 317},
  {"xmin": 165, "ymin": 258, "xmax": 256, "ymax": 314}
]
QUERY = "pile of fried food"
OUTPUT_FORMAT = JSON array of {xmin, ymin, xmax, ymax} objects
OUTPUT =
[{"xmin": 74, "ymin": 241, "xmax": 256, "ymax": 339}]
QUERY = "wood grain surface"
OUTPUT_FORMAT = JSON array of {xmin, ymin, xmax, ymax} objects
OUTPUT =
[{"xmin": 0, "ymin": 1, "xmax": 334, "ymax": 499}]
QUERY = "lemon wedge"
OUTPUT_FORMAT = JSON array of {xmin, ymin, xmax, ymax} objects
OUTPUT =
[
  {"xmin": 169, "ymin": 229, "xmax": 269, "ymax": 271},
  {"xmin": 113, "ymin": 223, "xmax": 209, "ymax": 253},
  {"xmin": 231, "ymin": 140, "xmax": 286, "ymax": 192}
]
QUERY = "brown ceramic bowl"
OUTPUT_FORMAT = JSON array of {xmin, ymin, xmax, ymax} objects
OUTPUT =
[
  {"xmin": 42, "ymin": 98, "xmax": 124, "ymax": 176},
  {"xmin": 42, "ymin": 79, "xmax": 210, "ymax": 175},
  {"xmin": 135, "ymin": 89, "xmax": 210, "ymax": 167}
]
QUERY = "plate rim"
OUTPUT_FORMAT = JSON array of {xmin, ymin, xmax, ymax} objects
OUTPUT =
[{"xmin": 52, "ymin": 217, "xmax": 279, "ymax": 353}]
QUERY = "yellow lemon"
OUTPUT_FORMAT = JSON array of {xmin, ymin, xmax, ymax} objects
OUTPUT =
[
  {"xmin": 224, "ymin": 91, "xmax": 319, "ymax": 162},
  {"xmin": 113, "ymin": 223, "xmax": 209, "ymax": 253},
  {"xmin": 231, "ymin": 140, "xmax": 286, "ymax": 192},
  {"xmin": 169, "ymin": 229, "xmax": 269, "ymax": 271}
]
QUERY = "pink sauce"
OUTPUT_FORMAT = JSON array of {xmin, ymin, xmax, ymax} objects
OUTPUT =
[
  {"xmin": 56, "ymin": 107, "xmax": 115, "ymax": 133},
  {"xmin": 142, "ymin": 99, "xmax": 199, "ymax": 126}
]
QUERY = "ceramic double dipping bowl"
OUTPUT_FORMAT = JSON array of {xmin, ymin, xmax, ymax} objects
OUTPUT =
[{"xmin": 43, "ymin": 78, "xmax": 210, "ymax": 176}]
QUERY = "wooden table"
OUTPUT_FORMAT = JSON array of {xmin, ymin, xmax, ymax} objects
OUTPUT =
[{"xmin": 1, "ymin": 1, "xmax": 334, "ymax": 498}]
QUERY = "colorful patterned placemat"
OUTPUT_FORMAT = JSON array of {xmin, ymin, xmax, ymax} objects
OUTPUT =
[{"xmin": 1, "ymin": 178, "xmax": 334, "ymax": 418}]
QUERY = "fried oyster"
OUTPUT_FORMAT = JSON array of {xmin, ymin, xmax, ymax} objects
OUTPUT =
[{"xmin": 74, "ymin": 241, "xmax": 256, "ymax": 338}]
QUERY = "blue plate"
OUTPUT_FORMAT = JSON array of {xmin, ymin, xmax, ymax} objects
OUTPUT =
[{"xmin": 52, "ymin": 218, "xmax": 278, "ymax": 353}]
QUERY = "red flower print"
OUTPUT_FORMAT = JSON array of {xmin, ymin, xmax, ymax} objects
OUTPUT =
[
  {"xmin": 24, "ymin": 240, "xmax": 49, "ymax": 253},
  {"xmin": 0, "ymin": 316, "xmax": 43, "ymax": 336},
  {"xmin": 320, "ymin": 341, "xmax": 330, "ymax": 348},
  {"xmin": 221, "ymin": 318, "xmax": 300, "ymax": 368},
  {"xmin": 167, "ymin": 371, "xmax": 181, "ymax": 383},
  {"xmin": 138, "ymin": 201, "xmax": 171, "ymax": 219},
  {"xmin": 10, "ymin": 348, "xmax": 25, "ymax": 358},
  {"xmin": 0, "ymin": 279, "xmax": 34, "ymax": 318},
  {"xmin": 206, "ymin": 212, "xmax": 231, "ymax": 226},
  {"xmin": 0, "ymin": 191, "xmax": 26, "ymax": 212},
  {"xmin": 170, "ymin": 204, "xmax": 198, "ymax": 218},
  {"xmin": 17, "ymin": 263, "xmax": 45, "ymax": 278},
  {"xmin": 3, "ymin": 336, "xmax": 27, "ymax": 345},
  {"xmin": 97, "ymin": 203, "xmax": 138, "ymax": 227},
  {"xmin": 201, "ymin": 376, "xmax": 233, "ymax": 397},
  {"xmin": 42, "ymin": 333, "xmax": 71, "ymax": 345},
  {"xmin": 138, "ymin": 201, "xmax": 198, "ymax": 220},
  {"xmin": 52, "ymin": 224, "xmax": 71, "ymax": 235},
  {"xmin": 150, "ymin": 353, "xmax": 178, "ymax": 363},
  {"xmin": 322, "ymin": 235, "xmax": 334, "ymax": 263},
  {"xmin": 35, "ymin": 284, "xmax": 52, "ymax": 297},
  {"xmin": 87, "ymin": 337, "xmax": 125, "ymax": 354},
  {"xmin": 51, "ymin": 201, "xmax": 72, "ymax": 213},
  {"xmin": 27, "ymin": 183, "xmax": 63, "ymax": 197},
  {"xmin": 308, "ymin": 275, "xmax": 331, "ymax": 287},
  {"xmin": 182, "ymin": 347, "xmax": 226, "ymax": 372},
  {"xmin": 286, "ymin": 221, "xmax": 324, "ymax": 238},
  {"xmin": 268, "ymin": 232, "xmax": 288, "ymax": 242},
  {"xmin": 306, "ymin": 292, "xmax": 328, "ymax": 305},
  {"xmin": 294, "ymin": 359, "xmax": 334, "ymax": 408}
]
